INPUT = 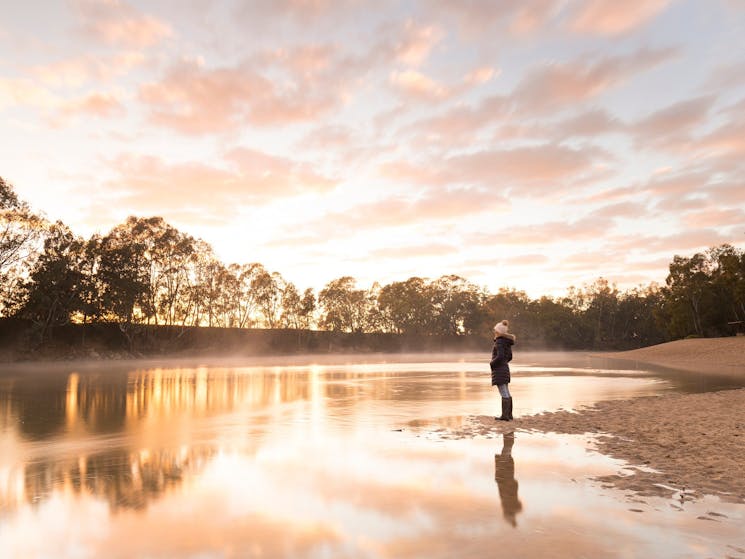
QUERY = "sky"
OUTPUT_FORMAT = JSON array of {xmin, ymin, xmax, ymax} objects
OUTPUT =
[{"xmin": 1, "ymin": 0, "xmax": 744, "ymax": 298}]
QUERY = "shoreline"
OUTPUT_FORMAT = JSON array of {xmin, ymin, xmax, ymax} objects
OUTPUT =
[{"xmin": 462, "ymin": 338, "xmax": 745, "ymax": 503}]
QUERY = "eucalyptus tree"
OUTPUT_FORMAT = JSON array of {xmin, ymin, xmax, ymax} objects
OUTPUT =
[
  {"xmin": 97, "ymin": 219, "xmax": 150, "ymax": 324},
  {"xmin": 235, "ymin": 263, "xmax": 265, "ymax": 328},
  {"xmin": 662, "ymin": 252, "xmax": 713, "ymax": 337},
  {"xmin": 298, "ymin": 288, "xmax": 317, "ymax": 330},
  {"xmin": 0, "ymin": 177, "xmax": 45, "ymax": 315},
  {"xmin": 429, "ymin": 274, "xmax": 484, "ymax": 336},
  {"xmin": 252, "ymin": 269, "xmax": 286, "ymax": 328},
  {"xmin": 318, "ymin": 276, "xmax": 370, "ymax": 333},
  {"xmin": 11, "ymin": 222, "xmax": 87, "ymax": 339},
  {"xmin": 377, "ymin": 277, "xmax": 433, "ymax": 335}
]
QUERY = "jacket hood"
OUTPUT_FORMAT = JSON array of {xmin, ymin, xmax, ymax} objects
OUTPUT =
[{"xmin": 495, "ymin": 333, "xmax": 516, "ymax": 344}]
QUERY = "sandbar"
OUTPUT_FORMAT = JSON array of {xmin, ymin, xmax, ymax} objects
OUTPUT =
[{"xmin": 463, "ymin": 338, "xmax": 745, "ymax": 503}]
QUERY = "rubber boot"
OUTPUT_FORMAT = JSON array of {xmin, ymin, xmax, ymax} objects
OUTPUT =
[{"xmin": 496, "ymin": 397, "xmax": 511, "ymax": 421}]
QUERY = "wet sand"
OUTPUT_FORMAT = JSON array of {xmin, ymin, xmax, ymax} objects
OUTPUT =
[{"xmin": 462, "ymin": 338, "xmax": 745, "ymax": 503}]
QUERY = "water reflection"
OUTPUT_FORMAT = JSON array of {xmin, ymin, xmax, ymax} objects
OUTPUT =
[
  {"xmin": 494, "ymin": 432, "xmax": 523, "ymax": 527},
  {"xmin": 0, "ymin": 356, "xmax": 744, "ymax": 558},
  {"xmin": 0, "ymin": 358, "xmax": 684, "ymax": 518}
]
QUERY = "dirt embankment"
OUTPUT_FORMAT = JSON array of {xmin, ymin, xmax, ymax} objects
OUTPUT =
[{"xmin": 603, "ymin": 336, "xmax": 745, "ymax": 376}]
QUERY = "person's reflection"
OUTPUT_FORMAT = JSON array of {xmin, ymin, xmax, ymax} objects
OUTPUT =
[{"xmin": 494, "ymin": 431, "xmax": 523, "ymax": 527}]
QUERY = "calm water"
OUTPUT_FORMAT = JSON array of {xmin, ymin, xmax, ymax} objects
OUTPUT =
[{"xmin": 0, "ymin": 352, "xmax": 744, "ymax": 559}]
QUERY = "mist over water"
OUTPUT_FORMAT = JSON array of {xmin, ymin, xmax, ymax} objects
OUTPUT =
[{"xmin": 1, "ymin": 353, "xmax": 743, "ymax": 558}]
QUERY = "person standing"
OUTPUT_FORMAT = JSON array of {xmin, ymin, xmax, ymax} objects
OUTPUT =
[{"xmin": 491, "ymin": 319, "xmax": 516, "ymax": 421}]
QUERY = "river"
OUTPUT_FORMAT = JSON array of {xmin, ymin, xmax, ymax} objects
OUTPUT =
[{"xmin": 0, "ymin": 352, "xmax": 743, "ymax": 558}]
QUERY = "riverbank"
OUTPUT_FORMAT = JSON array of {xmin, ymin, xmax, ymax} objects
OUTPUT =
[
  {"xmin": 465, "ymin": 389, "xmax": 745, "ymax": 503},
  {"xmin": 460, "ymin": 338, "xmax": 745, "ymax": 503},
  {"xmin": 603, "ymin": 336, "xmax": 745, "ymax": 376}
]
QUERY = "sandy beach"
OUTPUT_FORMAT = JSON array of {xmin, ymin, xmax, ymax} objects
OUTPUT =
[{"xmin": 462, "ymin": 337, "xmax": 745, "ymax": 503}]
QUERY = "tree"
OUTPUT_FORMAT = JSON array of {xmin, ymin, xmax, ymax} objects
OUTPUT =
[
  {"xmin": 377, "ymin": 277, "xmax": 433, "ymax": 334},
  {"xmin": 252, "ymin": 269, "xmax": 285, "ymax": 328},
  {"xmin": 318, "ymin": 276, "xmax": 370, "ymax": 332},
  {"xmin": 96, "ymin": 219, "xmax": 150, "ymax": 324},
  {"xmin": 11, "ymin": 222, "xmax": 86, "ymax": 339},
  {"xmin": 663, "ymin": 252, "xmax": 714, "ymax": 337},
  {"xmin": 299, "ymin": 288, "xmax": 317, "ymax": 330},
  {"xmin": 0, "ymin": 177, "xmax": 44, "ymax": 315},
  {"xmin": 430, "ymin": 275, "xmax": 484, "ymax": 336}
]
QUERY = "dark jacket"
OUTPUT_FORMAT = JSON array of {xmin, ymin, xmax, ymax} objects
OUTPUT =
[{"xmin": 490, "ymin": 335, "xmax": 515, "ymax": 385}]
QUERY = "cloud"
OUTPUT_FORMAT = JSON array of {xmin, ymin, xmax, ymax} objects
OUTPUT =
[
  {"xmin": 698, "ymin": 120, "xmax": 745, "ymax": 157},
  {"xmin": 447, "ymin": 143, "xmax": 609, "ymax": 191},
  {"xmin": 138, "ymin": 60, "xmax": 272, "ymax": 134},
  {"xmin": 58, "ymin": 91, "xmax": 124, "ymax": 119},
  {"xmin": 0, "ymin": 77, "xmax": 59, "ymax": 110},
  {"xmin": 225, "ymin": 147, "xmax": 338, "ymax": 195},
  {"xmin": 631, "ymin": 95, "xmax": 715, "ymax": 150},
  {"xmin": 368, "ymin": 243, "xmax": 458, "ymax": 259},
  {"xmin": 294, "ymin": 188, "xmax": 508, "ymax": 236},
  {"xmin": 610, "ymin": 229, "xmax": 732, "ymax": 253},
  {"xmin": 403, "ymin": 94, "xmax": 511, "ymax": 141},
  {"xmin": 681, "ymin": 207, "xmax": 745, "ymax": 228},
  {"xmin": 30, "ymin": 52, "xmax": 146, "ymax": 88},
  {"xmin": 590, "ymin": 201, "xmax": 650, "ymax": 220},
  {"xmin": 513, "ymin": 47, "xmax": 678, "ymax": 112},
  {"xmin": 73, "ymin": 0, "xmax": 172, "ymax": 48},
  {"xmin": 568, "ymin": 0, "xmax": 671, "ymax": 35},
  {"xmin": 139, "ymin": 42, "xmax": 361, "ymax": 134},
  {"xmin": 430, "ymin": 0, "xmax": 562, "ymax": 37},
  {"xmin": 389, "ymin": 70, "xmax": 450, "ymax": 101},
  {"xmin": 466, "ymin": 217, "xmax": 611, "ymax": 246},
  {"xmin": 388, "ymin": 20, "xmax": 445, "ymax": 67},
  {"xmin": 88, "ymin": 150, "xmax": 337, "ymax": 226},
  {"xmin": 554, "ymin": 108, "xmax": 624, "ymax": 138}
]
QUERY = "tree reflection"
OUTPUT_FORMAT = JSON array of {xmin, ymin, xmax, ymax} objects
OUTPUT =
[
  {"xmin": 19, "ymin": 445, "xmax": 215, "ymax": 512},
  {"xmin": 494, "ymin": 431, "xmax": 523, "ymax": 527}
]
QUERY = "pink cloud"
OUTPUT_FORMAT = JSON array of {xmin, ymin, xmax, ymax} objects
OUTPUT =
[
  {"xmin": 74, "ymin": 0, "xmax": 172, "ymax": 48},
  {"xmin": 631, "ymin": 95, "xmax": 714, "ymax": 151},
  {"xmin": 404, "ymin": 95, "xmax": 511, "ymax": 140},
  {"xmin": 139, "ymin": 60, "xmax": 273, "ymax": 134},
  {"xmin": 30, "ymin": 52, "xmax": 146, "ymax": 87},
  {"xmin": 295, "ymin": 188, "xmax": 508, "ymax": 236},
  {"xmin": 681, "ymin": 207, "xmax": 745, "ymax": 228},
  {"xmin": 466, "ymin": 217, "xmax": 610, "ymax": 246},
  {"xmin": 513, "ymin": 47, "xmax": 678, "ymax": 112},
  {"xmin": 609, "ymin": 230, "xmax": 732, "ymax": 253},
  {"xmin": 0, "ymin": 77, "xmax": 58, "ymax": 110},
  {"xmin": 698, "ymin": 120, "xmax": 745, "ymax": 156},
  {"xmin": 641, "ymin": 170, "xmax": 712, "ymax": 197},
  {"xmin": 87, "ymin": 150, "xmax": 338, "ymax": 225},
  {"xmin": 431, "ymin": 0, "xmax": 562, "ymax": 37},
  {"xmin": 389, "ymin": 20, "xmax": 445, "ymax": 66},
  {"xmin": 568, "ymin": 0, "xmax": 671, "ymax": 35},
  {"xmin": 590, "ymin": 201, "xmax": 649, "ymax": 220},
  {"xmin": 389, "ymin": 70, "xmax": 450, "ymax": 101},
  {"xmin": 555, "ymin": 108, "xmax": 624, "ymax": 137},
  {"xmin": 447, "ymin": 143, "xmax": 609, "ymax": 190},
  {"xmin": 225, "ymin": 147, "xmax": 338, "ymax": 195},
  {"xmin": 139, "ymin": 44, "xmax": 358, "ymax": 133},
  {"xmin": 59, "ymin": 91, "xmax": 124, "ymax": 119}
]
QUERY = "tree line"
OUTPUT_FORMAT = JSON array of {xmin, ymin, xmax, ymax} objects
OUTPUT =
[{"xmin": 2, "ymin": 176, "xmax": 744, "ymax": 349}]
